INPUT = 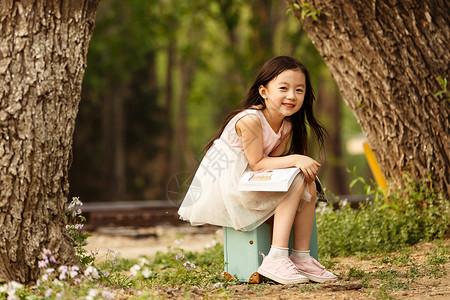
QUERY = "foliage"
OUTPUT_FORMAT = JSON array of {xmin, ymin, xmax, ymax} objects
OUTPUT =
[
  {"xmin": 1, "ymin": 189, "xmax": 448, "ymax": 298},
  {"xmin": 317, "ymin": 172, "xmax": 450, "ymax": 258},
  {"xmin": 287, "ymin": 2, "xmax": 321, "ymax": 20},
  {"xmin": 435, "ymin": 76, "xmax": 450, "ymax": 103},
  {"xmin": 66, "ymin": 197, "xmax": 95, "ymax": 267},
  {"xmin": 1, "ymin": 237, "xmax": 448, "ymax": 299},
  {"xmin": 343, "ymin": 241, "xmax": 449, "ymax": 299},
  {"xmin": 71, "ymin": 0, "xmax": 362, "ymax": 201},
  {"xmin": 137, "ymin": 243, "xmax": 226, "ymax": 288}
]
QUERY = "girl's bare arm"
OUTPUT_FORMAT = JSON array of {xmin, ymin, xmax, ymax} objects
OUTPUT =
[{"xmin": 236, "ymin": 114, "xmax": 319, "ymax": 182}]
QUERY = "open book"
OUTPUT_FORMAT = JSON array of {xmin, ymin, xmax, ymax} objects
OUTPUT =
[{"xmin": 238, "ymin": 167, "xmax": 300, "ymax": 192}]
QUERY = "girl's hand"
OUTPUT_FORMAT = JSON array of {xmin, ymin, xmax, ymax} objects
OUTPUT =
[{"xmin": 292, "ymin": 155, "xmax": 320, "ymax": 183}]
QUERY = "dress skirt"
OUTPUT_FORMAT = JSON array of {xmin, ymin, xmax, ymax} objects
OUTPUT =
[{"xmin": 178, "ymin": 139, "xmax": 312, "ymax": 231}]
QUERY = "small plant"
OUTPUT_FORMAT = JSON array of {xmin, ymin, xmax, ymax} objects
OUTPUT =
[
  {"xmin": 424, "ymin": 247, "xmax": 449, "ymax": 278},
  {"xmin": 435, "ymin": 76, "xmax": 450, "ymax": 103},
  {"xmin": 287, "ymin": 1, "xmax": 321, "ymax": 20},
  {"xmin": 377, "ymin": 248, "xmax": 413, "ymax": 267},
  {"xmin": 348, "ymin": 267, "xmax": 366, "ymax": 279},
  {"xmin": 145, "ymin": 242, "xmax": 227, "ymax": 288},
  {"xmin": 406, "ymin": 264, "xmax": 421, "ymax": 281},
  {"xmin": 375, "ymin": 269, "xmax": 410, "ymax": 291},
  {"xmin": 96, "ymin": 248, "xmax": 134, "ymax": 288},
  {"xmin": 66, "ymin": 197, "xmax": 95, "ymax": 267},
  {"xmin": 0, "ymin": 281, "xmax": 25, "ymax": 300},
  {"xmin": 299, "ymin": 284, "xmax": 322, "ymax": 292},
  {"xmin": 17, "ymin": 248, "xmax": 115, "ymax": 299}
]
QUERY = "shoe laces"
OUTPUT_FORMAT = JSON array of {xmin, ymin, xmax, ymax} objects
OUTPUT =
[{"xmin": 283, "ymin": 258, "xmax": 301, "ymax": 273}]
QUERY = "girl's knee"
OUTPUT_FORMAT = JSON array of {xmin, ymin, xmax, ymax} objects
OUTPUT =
[{"xmin": 308, "ymin": 181, "xmax": 317, "ymax": 201}]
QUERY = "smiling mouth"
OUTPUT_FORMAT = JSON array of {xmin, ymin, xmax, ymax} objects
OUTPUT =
[{"xmin": 282, "ymin": 103, "xmax": 295, "ymax": 109}]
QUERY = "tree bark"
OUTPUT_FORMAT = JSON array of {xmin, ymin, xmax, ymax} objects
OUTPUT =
[
  {"xmin": 177, "ymin": 60, "xmax": 197, "ymax": 173},
  {"xmin": 250, "ymin": 0, "xmax": 277, "ymax": 69},
  {"xmin": 155, "ymin": 38, "xmax": 176, "ymax": 199},
  {"xmin": 102, "ymin": 83, "xmax": 126, "ymax": 202},
  {"xmin": 287, "ymin": 0, "xmax": 449, "ymax": 196},
  {"xmin": 0, "ymin": 0, "xmax": 99, "ymax": 282}
]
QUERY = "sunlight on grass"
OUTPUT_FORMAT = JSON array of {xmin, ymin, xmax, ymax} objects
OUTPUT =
[{"xmin": 1, "ymin": 174, "xmax": 448, "ymax": 299}]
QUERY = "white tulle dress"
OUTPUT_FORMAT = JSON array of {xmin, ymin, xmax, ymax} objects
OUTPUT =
[{"xmin": 178, "ymin": 107, "xmax": 312, "ymax": 231}]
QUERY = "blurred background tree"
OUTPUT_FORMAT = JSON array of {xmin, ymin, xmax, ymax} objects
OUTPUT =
[{"xmin": 69, "ymin": 0, "xmax": 370, "ymax": 202}]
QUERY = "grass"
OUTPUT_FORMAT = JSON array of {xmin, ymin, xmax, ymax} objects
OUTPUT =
[
  {"xmin": 342, "ymin": 240, "xmax": 450, "ymax": 299},
  {"xmin": 1, "ymin": 175, "xmax": 449, "ymax": 299},
  {"xmin": 316, "ymin": 173, "xmax": 449, "ymax": 258},
  {"xmin": 1, "ymin": 239, "xmax": 448, "ymax": 299}
]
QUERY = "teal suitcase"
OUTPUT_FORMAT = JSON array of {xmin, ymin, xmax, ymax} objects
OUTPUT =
[{"xmin": 223, "ymin": 214, "xmax": 319, "ymax": 283}]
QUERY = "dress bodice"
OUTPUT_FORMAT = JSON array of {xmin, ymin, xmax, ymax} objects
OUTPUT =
[{"xmin": 220, "ymin": 107, "xmax": 292, "ymax": 156}]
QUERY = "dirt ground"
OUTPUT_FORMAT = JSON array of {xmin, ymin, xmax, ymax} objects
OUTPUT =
[{"xmin": 85, "ymin": 225, "xmax": 450, "ymax": 299}]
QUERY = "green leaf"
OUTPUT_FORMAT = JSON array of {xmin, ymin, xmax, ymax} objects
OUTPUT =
[
  {"xmin": 349, "ymin": 177, "xmax": 362, "ymax": 189},
  {"xmin": 436, "ymin": 76, "xmax": 447, "ymax": 88},
  {"xmin": 306, "ymin": 11, "xmax": 317, "ymax": 20},
  {"xmin": 434, "ymin": 90, "xmax": 445, "ymax": 97},
  {"xmin": 301, "ymin": 9, "xmax": 308, "ymax": 19}
]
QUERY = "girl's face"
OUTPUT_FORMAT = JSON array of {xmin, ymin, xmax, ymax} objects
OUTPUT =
[{"xmin": 259, "ymin": 69, "xmax": 306, "ymax": 119}]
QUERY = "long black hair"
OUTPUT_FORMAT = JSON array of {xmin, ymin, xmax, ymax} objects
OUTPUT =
[{"xmin": 206, "ymin": 56, "xmax": 326, "ymax": 155}]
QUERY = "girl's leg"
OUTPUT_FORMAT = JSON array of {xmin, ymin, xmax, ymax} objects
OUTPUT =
[
  {"xmin": 272, "ymin": 177, "xmax": 307, "ymax": 248},
  {"xmin": 290, "ymin": 181, "xmax": 338, "ymax": 283},
  {"xmin": 257, "ymin": 176, "xmax": 309, "ymax": 284},
  {"xmin": 293, "ymin": 181, "xmax": 316, "ymax": 250}
]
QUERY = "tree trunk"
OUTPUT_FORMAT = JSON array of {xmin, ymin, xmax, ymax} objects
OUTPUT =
[
  {"xmin": 250, "ymin": 0, "xmax": 277, "ymax": 69},
  {"xmin": 0, "ymin": 0, "xmax": 99, "ymax": 282},
  {"xmin": 155, "ymin": 38, "xmax": 176, "ymax": 199},
  {"xmin": 287, "ymin": 0, "xmax": 449, "ymax": 196},
  {"xmin": 102, "ymin": 84, "xmax": 126, "ymax": 202},
  {"xmin": 171, "ymin": 60, "xmax": 197, "ymax": 177}
]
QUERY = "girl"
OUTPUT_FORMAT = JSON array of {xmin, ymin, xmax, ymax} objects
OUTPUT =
[{"xmin": 178, "ymin": 56, "xmax": 337, "ymax": 284}]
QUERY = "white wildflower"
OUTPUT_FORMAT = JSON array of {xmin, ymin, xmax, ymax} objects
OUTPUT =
[
  {"xmin": 46, "ymin": 268, "xmax": 55, "ymax": 275},
  {"xmin": 86, "ymin": 288, "xmax": 99, "ymax": 300},
  {"xmin": 101, "ymin": 290, "xmax": 115, "ymax": 299},
  {"xmin": 38, "ymin": 260, "xmax": 47, "ymax": 268},
  {"xmin": 5, "ymin": 281, "xmax": 23, "ymax": 299},
  {"xmin": 142, "ymin": 268, "xmax": 152, "ymax": 278},
  {"xmin": 213, "ymin": 282, "xmax": 224, "ymax": 289},
  {"xmin": 68, "ymin": 266, "xmax": 79, "ymax": 278},
  {"xmin": 84, "ymin": 266, "xmax": 100, "ymax": 279},
  {"xmin": 138, "ymin": 257, "xmax": 150, "ymax": 265},
  {"xmin": 68, "ymin": 197, "xmax": 83, "ymax": 210},
  {"xmin": 45, "ymin": 289, "xmax": 53, "ymax": 297},
  {"xmin": 52, "ymin": 279, "xmax": 63, "ymax": 287},
  {"xmin": 130, "ymin": 264, "xmax": 141, "ymax": 276}
]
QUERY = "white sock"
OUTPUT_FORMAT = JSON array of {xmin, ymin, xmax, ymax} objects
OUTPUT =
[
  {"xmin": 267, "ymin": 245, "xmax": 289, "ymax": 261},
  {"xmin": 291, "ymin": 249, "xmax": 310, "ymax": 261}
]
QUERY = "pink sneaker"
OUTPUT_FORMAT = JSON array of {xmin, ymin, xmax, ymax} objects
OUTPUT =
[
  {"xmin": 289, "ymin": 256, "xmax": 337, "ymax": 283},
  {"xmin": 257, "ymin": 252, "xmax": 309, "ymax": 284}
]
